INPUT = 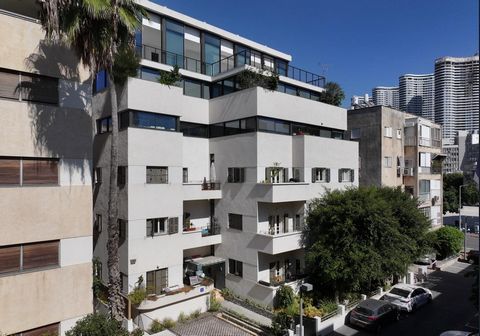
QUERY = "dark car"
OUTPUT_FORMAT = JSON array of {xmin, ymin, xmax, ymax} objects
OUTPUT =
[
  {"xmin": 467, "ymin": 250, "xmax": 479, "ymax": 264},
  {"xmin": 349, "ymin": 298, "xmax": 399, "ymax": 333}
]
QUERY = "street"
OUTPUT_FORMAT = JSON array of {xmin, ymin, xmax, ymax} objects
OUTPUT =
[
  {"xmin": 332, "ymin": 261, "xmax": 478, "ymax": 336},
  {"xmin": 466, "ymin": 233, "xmax": 479, "ymax": 251}
]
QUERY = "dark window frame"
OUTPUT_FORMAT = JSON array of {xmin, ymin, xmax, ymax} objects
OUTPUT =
[{"xmin": 228, "ymin": 213, "xmax": 243, "ymax": 231}]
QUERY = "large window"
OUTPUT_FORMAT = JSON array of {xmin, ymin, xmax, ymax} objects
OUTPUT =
[
  {"xmin": 227, "ymin": 167, "xmax": 245, "ymax": 183},
  {"xmin": 312, "ymin": 168, "xmax": 330, "ymax": 183},
  {"xmin": 146, "ymin": 268, "xmax": 168, "ymax": 295},
  {"xmin": 146, "ymin": 218, "xmax": 167, "ymax": 236},
  {"xmin": 184, "ymin": 26, "xmax": 201, "ymax": 72},
  {"xmin": 258, "ymin": 117, "xmax": 290, "ymax": 135},
  {"xmin": 130, "ymin": 111, "xmax": 177, "ymax": 131},
  {"xmin": 228, "ymin": 259, "xmax": 243, "ymax": 277},
  {"xmin": 0, "ymin": 69, "xmax": 59, "ymax": 104},
  {"xmin": 0, "ymin": 241, "xmax": 59, "ymax": 274},
  {"xmin": 180, "ymin": 122, "xmax": 209, "ymax": 138},
  {"xmin": 146, "ymin": 166, "xmax": 168, "ymax": 184},
  {"xmin": 165, "ymin": 20, "xmax": 184, "ymax": 67},
  {"xmin": 419, "ymin": 180, "xmax": 430, "ymax": 194},
  {"xmin": 0, "ymin": 157, "xmax": 58, "ymax": 186},
  {"xmin": 265, "ymin": 166, "xmax": 289, "ymax": 183},
  {"xmin": 204, "ymin": 34, "xmax": 220, "ymax": 75},
  {"xmin": 138, "ymin": 66, "xmax": 160, "ymax": 82},
  {"xmin": 228, "ymin": 213, "xmax": 243, "ymax": 231}
]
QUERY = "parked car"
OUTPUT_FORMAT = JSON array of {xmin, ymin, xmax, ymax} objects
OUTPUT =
[
  {"xmin": 439, "ymin": 332, "xmax": 478, "ymax": 336},
  {"xmin": 466, "ymin": 250, "xmax": 479, "ymax": 264},
  {"xmin": 414, "ymin": 253, "xmax": 437, "ymax": 267},
  {"xmin": 349, "ymin": 298, "xmax": 399, "ymax": 332},
  {"xmin": 380, "ymin": 284, "xmax": 432, "ymax": 312}
]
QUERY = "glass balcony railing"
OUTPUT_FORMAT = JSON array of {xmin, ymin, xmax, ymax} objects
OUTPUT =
[{"xmin": 137, "ymin": 44, "xmax": 325, "ymax": 88}]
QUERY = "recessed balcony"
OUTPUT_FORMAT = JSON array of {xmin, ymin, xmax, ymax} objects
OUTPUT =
[
  {"xmin": 254, "ymin": 182, "xmax": 310, "ymax": 203},
  {"xmin": 183, "ymin": 181, "xmax": 222, "ymax": 201},
  {"xmin": 253, "ymin": 231, "xmax": 303, "ymax": 255}
]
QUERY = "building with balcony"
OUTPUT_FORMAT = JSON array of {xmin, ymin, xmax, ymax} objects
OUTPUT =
[
  {"xmin": 348, "ymin": 106, "xmax": 443, "ymax": 227},
  {"xmin": 399, "ymin": 74, "xmax": 435, "ymax": 121},
  {"xmin": 0, "ymin": 2, "xmax": 93, "ymax": 335},
  {"xmin": 442, "ymin": 130, "xmax": 479, "ymax": 176},
  {"xmin": 92, "ymin": 0, "xmax": 358, "ymax": 329},
  {"xmin": 372, "ymin": 86, "xmax": 400, "ymax": 109}
]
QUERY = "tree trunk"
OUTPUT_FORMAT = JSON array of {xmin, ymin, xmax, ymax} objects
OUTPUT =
[{"xmin": 106, "ymin": 73, "xmax": 124, "ymax": 320}]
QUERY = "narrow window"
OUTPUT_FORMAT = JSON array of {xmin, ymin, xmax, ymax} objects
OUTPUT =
[
  {"xmin": 117, "ymin": 166, "xmax": 127, "ymax": 186},
  {"xmin": 228, "ymin": 213, "xmax": 243, "ymax": 231},
  {"xmin": 95, "ymin": 214, "xmax": 102, "ymax": 233},
  {"xmin": 228, "ymin": 259, "xmax": 243, "ymax": 277},
  {"xmin": 183, "ymin": 168, "xmax": 188, "ymax": 183}
]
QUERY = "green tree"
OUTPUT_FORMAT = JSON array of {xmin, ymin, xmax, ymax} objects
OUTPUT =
[
  {"xmin": 65, "ymin": 313, "xmax": 129, "ymax": 336},
  {"xmin": 443, "ymin": 172, "xmax": 479, "ymax": 213},
  {"xmin": 319, "ymin": 81, "xmax": 345, "ymax": 106},
  {"xmin": 304, "ymin": 187, "xmax": 430, "ymax": 300},
  {"xmin": 429, "ymin": 226, "xmax": 464, "ymax": 259},
  {"xmin": 274, "ymin": 285, "xmax": 296, "ymax": 309},
  {"xmin": 40, "ymin": 0, "xmax": 145, "ymax": 319}
]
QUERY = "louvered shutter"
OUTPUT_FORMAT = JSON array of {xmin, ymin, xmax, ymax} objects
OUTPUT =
[
  {"xmin": 338, "ymin": 169, "xmax": 342, "ymax": 182},
  {"xmin": 265, "ymin": 167, "xmax": 272, "ymax": 182},
  {"xmin": 283, "ymin": 168, "xmax": 289, "ymax": 182},
  {"xmin": 351, "ymin": 169, "xmax": 355, "ymax": 182},
  {"xmin": 0, "ymin": 70, "xmax": 20, "ymax": 99},
  {"xmin": 21, "ymin": 73, "xmax": 58, "ymax": 104},
  {"xmin": 227, "ymin": 168, "xmax": 233, "ymax": 182},
  {"xmin": 168, "ymin": 217, "xmax": 179, "ymax": 234},
  {"xmin": 146, "ymin": 219, "xmax": 153, "ymax": 237},
  {"xmin": 311, "ymin": 168, "xmax": 316, "ymax": 183},
  {"xmin": 239, "ymin": 168, "xmax": 245, "ymax": 182},
  {"xmin": 326, "ymin": 169, "xmax": 330, "ymax": 183}
]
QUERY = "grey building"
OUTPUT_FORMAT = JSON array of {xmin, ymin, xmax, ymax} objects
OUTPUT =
[
  {"xmin": 372, "ymin": 86, "xmax": 399, "ymax": 109},
  {"xmin": 399, "ymin": 74, "xmax": 435, "ymax": 121}
]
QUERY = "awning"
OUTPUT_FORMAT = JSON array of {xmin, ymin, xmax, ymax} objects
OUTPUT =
[
  {"xmin": 432, "ymin": 153, "xmax": 447, "ymax": 161},
  {"xmin": 191, "ymin": 256, "xmax": 225, "ymax": 267}
]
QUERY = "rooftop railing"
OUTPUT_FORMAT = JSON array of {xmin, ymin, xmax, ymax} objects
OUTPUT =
[{"xmin": 137, "ymin": 44, "xmax": 325, "ymax": 87}]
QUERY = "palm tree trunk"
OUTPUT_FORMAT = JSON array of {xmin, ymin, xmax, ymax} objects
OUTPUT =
[{"xmin": 106, "ymin": 73, "xmax": 124, "ymax": 320}]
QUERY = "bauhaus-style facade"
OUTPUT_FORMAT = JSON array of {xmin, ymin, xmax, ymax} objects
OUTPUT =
[
  {"xmin": 92, "ymin": 0, "xmax": 358, "ymax": 329},
  {"xmin": 0, "ymin": 2, "xmax": 93, "ymax": 335}
]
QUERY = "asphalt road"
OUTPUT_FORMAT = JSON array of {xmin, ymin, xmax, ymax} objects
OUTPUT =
[
  {"xmin": 332, "ymin": 261, "xmax": 478, "ymax": 336},
  {"xmin": 465, "ymin": 233, "xmax": 479, "ymax": 251}
]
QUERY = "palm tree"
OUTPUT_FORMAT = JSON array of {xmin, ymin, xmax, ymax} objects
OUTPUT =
[
  {"xmin": 39, "ymin": 0, "xmax": 144, "ymax": 319},
  {"xmin": 320, "ymin": 81, "xmax": 345, "ymax": 107}
]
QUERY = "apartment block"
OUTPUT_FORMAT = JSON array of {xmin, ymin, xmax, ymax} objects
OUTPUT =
[
  {"xmin": 0, "ymin": 2, "xmax": 93, "ymax": 335},
  {"xmin": 92, "ymin": 0, "xmax": 358, "ymax": 329},
  {"xmin": 348, "ymin": 106, "xmax": 443, "ymax": 227},
  {"xmin": 399, "ymin": 74, "xmax": 435, "ymax": 121},
  {"xmin": 372, "ymin": 86, "xmax": 399, "ymax": 109},
  {"xmin": 442, "ymin": 130, "xmax": 479, "ymax": 176}
]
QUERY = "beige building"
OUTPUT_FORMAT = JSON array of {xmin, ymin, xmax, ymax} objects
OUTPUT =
[
  {"xmin": 0, "ymin": 2, "xmax": 93, "ymax": 335},
  {"xmin": 348, "ymin": 106, "xmax": 444, "ymax": 227}
]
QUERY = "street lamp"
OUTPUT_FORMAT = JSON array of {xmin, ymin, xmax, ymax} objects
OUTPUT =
[
  {"xmin": 459, "ymin": 184, "xmax": 467, "ymax": 259},
  {"xmin": 299, "ymin": 283, "xmax": 313, "ymax": 336}
]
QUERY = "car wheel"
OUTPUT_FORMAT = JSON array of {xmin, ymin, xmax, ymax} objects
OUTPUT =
[
  {"xmin": 468, "ymin": 258, "xmax": 475, "ymax": 264},
  {"xmin": 427, "ymin": 294, "xmax": 433, "ymax": 303},
  {"xmin": 376, "ymin": 324, "xmax": 382, "ymax": 334}
]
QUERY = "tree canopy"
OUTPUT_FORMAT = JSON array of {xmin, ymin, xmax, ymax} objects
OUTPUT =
[
  {"xmin": 319, "ymin": 82, "xmax": 345, "ymax": 106},
  {"xmin": 65, "ymin": 313, "xmax": 129, "ymax": 336},
  {"xmin": 304, "ymin": 186, "xmax": 430, "ymax": 299},
  {"xmin": 443, "ymin": 172, "xmax": 479, "ymax": 213}
]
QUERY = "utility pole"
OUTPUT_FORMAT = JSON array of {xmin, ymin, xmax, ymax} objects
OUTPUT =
[{"xmin": 459, "ymin": 184, "xmax": 467, "ymax": 258}]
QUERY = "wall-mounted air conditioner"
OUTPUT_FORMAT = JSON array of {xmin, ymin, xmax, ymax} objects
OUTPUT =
[{"xmin": 403, "ymin": 168, "xmax": 414, "ymax": 176}]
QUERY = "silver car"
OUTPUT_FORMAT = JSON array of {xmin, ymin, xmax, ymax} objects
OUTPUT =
[{"xmin": 380, "ymin": 284, "xmax": 432, "ymax": 312}]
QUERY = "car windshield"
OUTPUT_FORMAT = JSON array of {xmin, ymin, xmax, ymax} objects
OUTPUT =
[
  {"xmin": 355, "ymin": 307, "xmax": 374, "ymax": 316},
  {"xmin": 389, "ymin": 288, "xmax": 410, "ymax": 298}
]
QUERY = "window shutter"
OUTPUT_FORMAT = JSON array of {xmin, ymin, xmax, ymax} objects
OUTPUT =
[
  {"xmin": 0, "ymin": 70, "xmax": 20, "ymax": 99},
  {"xmin": 265, "ymin": 167, "xmax": 272, "ymax": 182},
  {"xmin": 311, "ymin": 168, "xmax": 316, "ymax": 183},
  {"xmin": 240, "ymin": 168, "xmax": 245, "ymax": 182},
  {"xmin": 350, "ymin": 169, "xmax": 355, "ymax": 182},
  {"xmin": 168, "ymin": 217, "xmax": 179, "ymax": 234},
  {"xmin": 338, "ymin": 169, "xmax": 342, "ymax": 182},
  {"xmin": 283, "ymin": 168, "xmax": 289, "ymax": 182},
  {"xmin": 326, "ymin": 169, "xmax": 330, "ymax": 183},
  {"xmin": 146, "ymin": 219, "xmax": 153, "ymax": 237},
  {"xmin": 227, "ymin": 168, "xmax": 233, "ymax": 182},
  {"xmin": 21, "ymin": 73, "xmax": 59, "ymax": 104}
]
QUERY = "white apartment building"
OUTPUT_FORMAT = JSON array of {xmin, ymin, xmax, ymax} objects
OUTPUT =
[
  {"xmin": 92, "ymin": 0, "xmax": 358, "ymax": 330},
  {"xmin": 372, "ymin": 86, "xmax": 399, "ymax": 109},
  {"xmin": 399, "ymin": 74, "xmax": 435, "ymax": 121},
  {"xmin": 0, "ymin": 2, "xmax": 93, "ymax": 335},
  {"xmin": 435, "ymin": 56, "xmax": 479, "ymax": 140},
  {"xmin": 351, "ymin": 93, "xmax": 374, "ymax": 109}
]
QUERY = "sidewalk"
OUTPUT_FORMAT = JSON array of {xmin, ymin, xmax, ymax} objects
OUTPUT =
[{"xmin": 220, "ymin": 299, "xmax": 272, "ymax": 327}]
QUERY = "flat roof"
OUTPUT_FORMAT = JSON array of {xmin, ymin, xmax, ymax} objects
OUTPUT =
[{"xmin": 139, "ymin": 0, "xmax": 292, "ymax": 62}]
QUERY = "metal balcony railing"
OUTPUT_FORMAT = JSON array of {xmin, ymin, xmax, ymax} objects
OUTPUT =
[{"xmin": 137, "ymin": 44, "xmax": 325, "ymax": 87}]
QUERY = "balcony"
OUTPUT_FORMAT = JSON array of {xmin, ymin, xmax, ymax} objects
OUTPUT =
[
  {"xmin": 183, "ymin": 181, "xmax": 222, "ymax": 201},
  {"xmin": 255, "ymin": 182, "xmax": 310, "ymax": 203},
  {"xmin": 182, "ymin": 222, "xmax": 222, "ymax": 249},
  {"xmin": 259, "ymin": 273, "xmax": 306, "ymax": 288},
  {"xmin": 254, "ymin": 231, "xmax": 303, "ymax": 255},
  {"xmin": 405, "ymin": 137, "xmax": 441, "ymax": 148},
  {"xmin": 137, "ymin": 45, "xmax": 325, "ymax": 88}
]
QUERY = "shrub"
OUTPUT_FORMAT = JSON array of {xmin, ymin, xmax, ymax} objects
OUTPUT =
[
  {"xmin": 209, "ymin": 292, "xmax": 221, "ymax": 312},
  {"xmin": 318, "ymin": 299, "xmax": 338, "ymax": 315},
  {"xmin": 149, "ymin": 319, "xmax": 165, "ymax": 333},
  {"xmin": 274, "ymin": 285, "xmax": 296, "ymax": 309},
  {"xmin": 430, "ymin": 226, "xmax": 464, "ymax": 259},
  {"xmin": 221, "ymin": 288, "xmax": 234, "ymax": 300},
  {"xmin": 272, "ymin": 311, "xmax": 292, "ymax": 330},
  {"xmin": 162, "ymin": 318, "xmax": 176, "ymax": 329},
  {"xmin": 65, "ymin": 313, "xmax": 129, "ymax": 336},
  {"xmin": 158, "ymin": 65, "xmax": 181, "ymax": 87},
  {"xmin": 128, "ymin": 287, "xmax": 147, "ymax": 306},
  {"xmin": 130, "ymin": 329, "xmax": 143, "ymax": 336},
  {"xmin": 190, "ymin": 309, "xmax": 201, "ymax": 319},
  {"xmin": 178, "ymin": 312, "xmax": 188, "ymax": 323}
]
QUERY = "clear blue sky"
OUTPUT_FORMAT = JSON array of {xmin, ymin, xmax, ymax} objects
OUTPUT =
[{"xmin": 153, "ymin": 0, "xmax": 479, "ymax": 108}]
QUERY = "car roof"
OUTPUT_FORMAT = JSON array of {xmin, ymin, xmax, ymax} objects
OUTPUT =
[
  {"xmin": 357, "ymin": 298, "xmax": 389, "ymax": 310},
  {"xmin": 391, "ymin": 284, "xmax": 415, "ymax": 291}
]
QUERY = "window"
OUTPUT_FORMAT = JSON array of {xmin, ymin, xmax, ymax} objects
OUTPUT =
[
  {"xmin": 183, "ymin": 168, "xmax": 188, "ymax": 183},
  {"xmin": 420, "ymin": 207, "xmax": 430, "ymax": 219},
  {"xmin": 227, "ymin": 168, "xmax": 245, "ymax": 183},
  {"xmin": 95, "ymin": 214, "xmax": 102, "ymax": 233},
  {"xmin": 180, "ymin": 122, "xmax": 209, "ymax": 138},
  {"xmin": 265, "ymin": 167, "xmax": 289, "ymax": 183},
  {"xmin": 184, "ymin": 78, "xmax": 202, "ymax": 98},
  {"xmin": 14, "ymin": 323, "xmax": 60, "ymax": 336},
  {"xmin": 0, "ymin": 157, "xmax": 58, "ymax": 186},
  {"xmin": 419, "ymin": 152, "xmax": 432, "ymax": 167},
  {"xmin": 338, "ymin": 168, "xmax": 354, "ymax": 182},
  {"xmin": 130, "ymin": 111, "xmax": 178, "ymax": 131},
  {"xmin": 384, "ymin": 126, "xmax": 392, "ymax": 138},
  {"xmin": 94, "ymin": 70, "xmax": 108, "ymax": 93},
  {"xmin": 168, "ymin": 217, "xmax": 179, "ymax": 234},
  {"xmin": 419, "ymin": 180, "xmax": 430, "ymax": 194},
  {"xmin": 228, "ymin": 213, "xmax": 243, "ymax": 231},
  {"xmin": 97, "ymin": 116, "xmax": 112, "ymax": 134},
  {"xmin": 146, "ymin": 218, "xmax": 167, "ymax": 236},
  {"xmin": 93, "ymin": 260, "xmax": 102, "ymax": 279},
  {"xmin": 165, "ymin": 20, "xmax": 184, "ymax": 67},
  {"xmin": 146, "ymin": 166, "xmax": 168, "ymax": 184},
  {"xmin": 94, "ymin": 167, "xmax": 102, "ymax": 184},
  {"xmin": 350, "ymin": 128, "xmax": 361, "ymax": 139},
  {"xmin": 204, "ymin": 34, "xmax": 220, "ymax": 75},
  {"xmin": 396, "ymin": 129, "xmax": 402, "ymax": 139},
  {"xmin": 138, "ymin": 66, "xmax": 160, "ymax": 82},
  {"xmin": 258, "ymin": 117, "xmax": 290, "ymax": 135},
  {"xmin": 146, "ymin": 268, "xmax": 168, "ymax": 295},
  {"xmin": 117, "ymin": 166, "xmax": 126, "ymax": 186},
  {"xmin": 118, "ymin": 219, "xmax": 127, "ymax": 243},
  {"xmin": 312, "ymin": 168, "xmax": 330, "ymax": 183},
  {"xmin": 228, "ymin": 259, "xmax": 243, "ymax": 277},
  {"xmin": 0, "ymin": 241, "xmax": 59, "ymax": 274},
  {"xmin": 383, "ymin": 156, "xmax": 392, "ymax": 168},
  {"xmin": 0, "ymin": 69, "xmax": 59, "ymax": 104}
]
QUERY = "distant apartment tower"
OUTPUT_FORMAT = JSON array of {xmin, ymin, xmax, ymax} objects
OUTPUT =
[
  {"xmin": 348, "ymin": 106, "xmax": 444, "ymax": 227},
  {"xmin": 443, "ymin": 130, "xmax": 479, "ymax": 176},
  {"xmin": 435, "ymin": 56, "xmax": 479, "ymax": 140},
  {"xmin": 0, "ymin": 2, "xmax": 93, "ymax": 335},
  {"xmin": 399, "ymin": 74, "xmax": 435, "ymax": 121},
  {"xmin": 372, "ymin": 86, "xmax": 399, "ymax": 109}
]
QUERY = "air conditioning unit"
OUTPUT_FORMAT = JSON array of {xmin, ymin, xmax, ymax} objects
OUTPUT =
[
  {"xmin": 432, "ymin": 195, "xmax": 439, "ymax": 205},
  {"xmin": 403, "ymin": 168, "xmax": 414, "ymax": 176}
]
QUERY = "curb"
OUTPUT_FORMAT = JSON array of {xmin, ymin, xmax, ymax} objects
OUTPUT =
[{"xmin": 435, "ymin": 255, "xmax": 460, "ymax": 271}]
